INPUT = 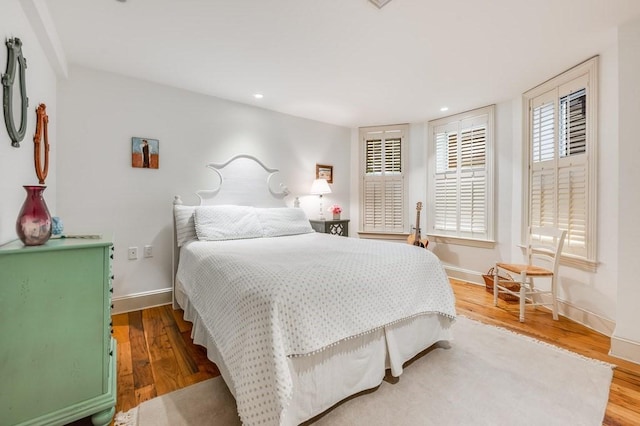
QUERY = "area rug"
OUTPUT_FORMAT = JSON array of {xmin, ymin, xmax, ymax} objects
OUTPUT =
[{"xmin": 115, "ymin": 317, "xmax": 614, "ymax": 426}]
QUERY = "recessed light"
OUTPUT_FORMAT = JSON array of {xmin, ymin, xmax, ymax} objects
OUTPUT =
[
  {"xmin": 440, "ymin": 106, "xmax": 449, "ymax": 112},
  {"xmin": 253, "ymin": 93, "xmax": 264, "ymax": 99}
]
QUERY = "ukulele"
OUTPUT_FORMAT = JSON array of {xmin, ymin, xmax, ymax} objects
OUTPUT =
[{"xmin": 407, "ymin": 202, "xmax": 428, "ymax": 248}]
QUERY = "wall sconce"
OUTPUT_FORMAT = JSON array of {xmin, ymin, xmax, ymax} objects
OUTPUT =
[{"xmin": 310, "ymin": 178, "xmax": 332, "ymax": 220}]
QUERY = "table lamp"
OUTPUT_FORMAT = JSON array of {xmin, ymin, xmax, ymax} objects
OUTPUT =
[{"xmin": 310, "ymin": 178, "xmax": 332, "ymax": 220}]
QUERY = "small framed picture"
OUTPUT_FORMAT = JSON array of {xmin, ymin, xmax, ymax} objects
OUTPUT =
[
  {"xmin": 132, "ymin": 137, "xmax": 159, "ymax": 169},
  {"xmin": 316, "ymin": 164, "xmax": 333, "ymax": 183}
]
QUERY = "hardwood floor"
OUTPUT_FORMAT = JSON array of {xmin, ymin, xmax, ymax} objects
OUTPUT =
[{"xmin": 110, "ymin": 279, "xmax": 640, "ymax": 425}]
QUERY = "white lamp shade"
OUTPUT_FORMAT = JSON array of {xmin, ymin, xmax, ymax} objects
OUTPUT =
[{"xmin": 310, "ymin": 178, "xmax": 332, "ymax": 195}]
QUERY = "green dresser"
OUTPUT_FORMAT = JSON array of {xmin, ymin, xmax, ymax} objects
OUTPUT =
[{"xmin": 0, "ymin": 237, "xmax": 117, "ymax": 426}]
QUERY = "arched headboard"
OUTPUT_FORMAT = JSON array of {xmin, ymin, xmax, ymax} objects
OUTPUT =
[
  {"xmin": 190, "ymin": 154, "xmax": 289, "ymax": 207},
  {"xmin": 172, "ymin": 154, "xmax": 291, "ymax": 307}
]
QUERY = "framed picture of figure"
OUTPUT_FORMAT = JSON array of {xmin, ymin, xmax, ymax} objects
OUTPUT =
[{"xmin": 132, "ymin": 137, "xmax": 159, "ymax": 169}]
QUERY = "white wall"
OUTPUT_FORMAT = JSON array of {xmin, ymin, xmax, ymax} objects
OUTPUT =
[
  {"xmin": 56, "ymin": 66, "xmax": 350, "ymax": 305},
  {"xmin": 612, "ymin": 17, "xmax": 640, "ymax": 363},
  {"xmin": 0, "ymin": 0, "xmax": 57, "ymax": 245}
]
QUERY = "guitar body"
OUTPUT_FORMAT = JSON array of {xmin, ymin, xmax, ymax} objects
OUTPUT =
[
  {"xmin": 407, "ymin": 202, "xmax": 429, "ymax": 248},
  {"xmin": 407, "ymin": 234, "xmax": 429, "ymax": 248}
]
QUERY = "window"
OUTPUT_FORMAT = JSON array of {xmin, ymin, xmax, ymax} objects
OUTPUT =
[
  {"xmin": 359, "ymin": 124, "xmax": 408, "ymax": 234},
  {"xmin": 427, "ymin": 105, "xmax": 495, "ymax": 242},
  {"xmin": 524, "ymin": 57, "xmax": 597, "ymax": 268}
]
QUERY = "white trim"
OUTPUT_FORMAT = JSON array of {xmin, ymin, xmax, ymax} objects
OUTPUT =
[
  {"xmin": 112, "ymin": 288, "xmax": 172, "ymax": 315},
  {"xmin": 357, "ymin": 231, "xmax": 409, "ymax": 241},
  {"xmin": 516, "ymin": 244, "xmax": 599, "ymax": 272},
  {"xmin": 429, "ymin": 235, "xmax": 496, "ymax": 249},
  {"xmin": 558, "ymin": 301, "xmax": 615, "ymax": 337},
  {"xmin": 443, "ymin": 265, "xmax": 484, "ymax": 284},
  {"xmin": 610, "ymin": 335, "xmax": 640, "ymax": 364}
]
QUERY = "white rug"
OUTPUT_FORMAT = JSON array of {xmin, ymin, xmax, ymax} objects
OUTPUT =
[{"xmin": 115, "ymin": 317, "xmax": 614, "ymax": 426}]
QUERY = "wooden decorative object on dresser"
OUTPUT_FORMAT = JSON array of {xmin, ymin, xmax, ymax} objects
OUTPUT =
[
  {"xmin": 33, "ymin": 103, "xmax": 50, "ymax": 184},
  {"xmin": 0, "ymin": 236, "xmax": 117, "ymax": 426},
  {"xmin": 309, "ymin": 219, "xmax": 349, "ymax": 236}
]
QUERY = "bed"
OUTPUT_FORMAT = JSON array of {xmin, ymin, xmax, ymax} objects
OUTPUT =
[{"xmin": 172, "ymin": 155, "xmax": 456, "ymax": 425}]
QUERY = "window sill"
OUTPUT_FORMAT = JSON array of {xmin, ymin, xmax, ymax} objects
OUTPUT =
[
  {"xmin": 357, "ymin": 232, "xmax": 410, "ymax": 242},
  {"xmin": 427, "ymin": 234, "xmax": 496, "ymax": 249},
  {"xmin": 517, "ymin": 245, "xmax": 598, "ymax": 272}
]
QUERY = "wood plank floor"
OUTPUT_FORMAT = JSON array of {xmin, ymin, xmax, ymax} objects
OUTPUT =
[{"xmin": 109, "ymin": 279, "xmax": 640, "ymax": 425}]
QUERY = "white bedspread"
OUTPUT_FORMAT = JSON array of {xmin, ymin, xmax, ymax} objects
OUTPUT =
[{"xmin": 176, "ymin": 232, "xmax": 456, "ymax": 425}]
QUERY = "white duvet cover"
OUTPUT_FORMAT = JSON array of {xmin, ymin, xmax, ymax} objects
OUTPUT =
[{"xmin": 176, "ymin": 232, "xmax": 456, "ymax": 425}]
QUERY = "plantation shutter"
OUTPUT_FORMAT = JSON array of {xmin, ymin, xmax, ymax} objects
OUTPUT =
[
  {"xmin": 557, "ymin": 80, "xmax": 588, "ymax": 256},
  {"xmin": 434, "ymin": 130, "xmax": 457, "ymax": 231},
  {"xmin": 432, "ymin": 112, "xmax": 490, "ymax": 239},
  {"xmin": 362, "ymin": 128, "xmax": 405, "ymax": 233},
  {"xmin": 530, "ymin": 90, "xmax": 556, "ymax": 229},
  {"xmin": 529, "ymin": 77, "xmax": 588, "ymax": 258},
  {"xmin": 459, "ymin": 122, "xmax": 486, "ymax": 233}
]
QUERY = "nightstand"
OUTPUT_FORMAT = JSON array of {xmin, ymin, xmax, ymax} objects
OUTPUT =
[{"xmin": 310, "ymin": 219, "xmax": 349, "ymax": 236}]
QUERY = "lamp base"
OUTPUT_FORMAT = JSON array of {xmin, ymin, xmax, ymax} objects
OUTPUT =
[{"xmin": 318, "ymin": 195, "xmax": 326, "ymax": 220}]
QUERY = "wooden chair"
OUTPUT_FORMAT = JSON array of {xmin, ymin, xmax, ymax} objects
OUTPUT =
[{"xmin": 493, "ymin": 227, "xmax": 567, "ymax": 322}]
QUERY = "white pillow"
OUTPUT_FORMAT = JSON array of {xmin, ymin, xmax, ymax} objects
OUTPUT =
[
  {"xmin": 174, "ymin": 205, "xmax": 197, "ymax": 247},
  {"xmin": 256, "ymin": 208, "xmax": 313, "ymax": 237},
  {"xmin": 194, "ymin": 205, "xmax": 263, "ymax": 241}
]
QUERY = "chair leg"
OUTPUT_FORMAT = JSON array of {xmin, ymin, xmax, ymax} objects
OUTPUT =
[
  {"xmin": 551, "ymin": 275, "xmax": 559, "ymax": 320},
  {"xmin": 493, "ymin": 263, "xmax": 499, "ymax": 306},
  {"xmin": 519, "ymin": 271, "xmax": 527, "ymax": 322},
  {"xmin": 529, "ymin": 278, "xmax": 536, "ymax": 311}
]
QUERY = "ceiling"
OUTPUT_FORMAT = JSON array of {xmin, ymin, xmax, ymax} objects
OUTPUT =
[{"xmin": 44, "ymin": 0, "xmax": 640, "ymax": 128}]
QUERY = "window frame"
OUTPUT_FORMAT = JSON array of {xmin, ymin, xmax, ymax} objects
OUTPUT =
[
  {"xmin": 522, "ymin": 56, "xmax": 598, "ymax": 271},
  {"xmin": 358, "ymin": 124, "xmax": 409, "ymax": 236},
  {"xmin": 427, "ymin": 105, "xmax": 495, "ymax": 245}
]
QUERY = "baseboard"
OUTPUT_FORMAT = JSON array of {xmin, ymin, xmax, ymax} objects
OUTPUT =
[
  {"xmin": 610, "ymin": 335, "xmax": 640, "ymax": 364},
  {"xmin": 557, "ymin": 301, "xmax": 616, "ymax": 337},
  {"xmin": 112, "ymin": 288, "xmax": 172, "ymax": 314},
  {"xmin": 443, "ymin": 265, "xmax": 615, "ymax": 337},
  {"xmin": 443, "ymin": 264, "xmax": 484, "ymax": 285}
]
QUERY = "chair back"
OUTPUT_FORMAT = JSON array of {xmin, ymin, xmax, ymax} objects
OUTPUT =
[{"xmin": 526, "ymin": 226, "xmax": 567, "ymax": 275}]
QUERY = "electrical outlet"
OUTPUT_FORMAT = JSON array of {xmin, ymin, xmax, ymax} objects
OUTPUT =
[
  {"xmin": 128, "ymin": 247, "xmax": 138, "ymax": 260},
  {"xmin": 144, "ymin": 245, "xmax": 153, "ymax": 258}
]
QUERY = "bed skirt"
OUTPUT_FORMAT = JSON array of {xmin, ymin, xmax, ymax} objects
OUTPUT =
[{"xmin": 174, "ymin": 280, "xmax": 453, "ymax": 425}]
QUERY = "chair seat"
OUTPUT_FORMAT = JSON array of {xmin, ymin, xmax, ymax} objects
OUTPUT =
[{"xmin": 496, "ymin": 262, "xmax": 553, "ymax": 277}]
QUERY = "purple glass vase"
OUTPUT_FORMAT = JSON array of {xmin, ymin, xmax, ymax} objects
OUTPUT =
[{"xmin": 16, "ymin": 185, "xmax": 52, "ymax": 246}]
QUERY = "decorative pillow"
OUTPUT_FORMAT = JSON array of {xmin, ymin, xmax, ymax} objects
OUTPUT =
[
  {"xmin": 194, "ymin": 205, "xmax": 263, "ymax": 241},
  {"xmin": 256, "ymin": 208, "xmax": 313, "ymax": 237},
  {"xmin": 174, "ymin": 205, "xmax": 197, "ymax": 247}
]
